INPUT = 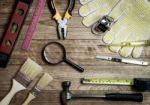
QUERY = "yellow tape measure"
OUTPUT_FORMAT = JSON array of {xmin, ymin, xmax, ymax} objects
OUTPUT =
[{"xmin": 81, "ymin": 78, "xmax": 134, "ymax": 86}]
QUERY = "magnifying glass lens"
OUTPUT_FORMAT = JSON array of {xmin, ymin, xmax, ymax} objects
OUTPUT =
[
  {"xmin": 43, "ymin": 42, "xmax": 84, "ymax": 72},
  {"xmin": 44, "ymin": 43, "xmax": 64, "ymax": 64}
]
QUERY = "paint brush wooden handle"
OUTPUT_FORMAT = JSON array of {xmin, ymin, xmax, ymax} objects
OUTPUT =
[
  {"xmin": 0, "ymin": 79, "xmax": 26, "ymax": 105},
  {"xmin": 22, "ymin": 93, "xmax": 36, "ymax": 105}
]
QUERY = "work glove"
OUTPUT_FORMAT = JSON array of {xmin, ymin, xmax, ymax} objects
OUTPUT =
[
  {"xmin": 79, "ymin": 0, "xmax": 150, "ymax": 58},
  {"xmin": 79, "ymin": 0, "xmax": 120, "ymax": 27}
]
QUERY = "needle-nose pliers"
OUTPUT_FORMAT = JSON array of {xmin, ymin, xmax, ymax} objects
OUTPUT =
[{"xmin": 48, "ymin": 0, "xmax": 75, "ymax": 40}]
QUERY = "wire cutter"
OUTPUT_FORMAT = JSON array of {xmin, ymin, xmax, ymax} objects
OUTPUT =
[{"xmin": 48, "ymin": 0, "xmax": 75, "ymax": 40}]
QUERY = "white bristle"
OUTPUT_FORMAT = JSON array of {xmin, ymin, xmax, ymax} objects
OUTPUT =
[
  {"xmin": 20, "ymin": 58, "xmax": 43, "ymax": 80},
  {"xmin": 36, "ymin": 73, "xmax": 53, "ymax": 89}
]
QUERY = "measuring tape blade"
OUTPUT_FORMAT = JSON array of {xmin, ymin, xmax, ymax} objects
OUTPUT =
[
  {"xmin": 21, "ymin": 0, "xmax": 46, "ymax": 50},
  {"xmin": 0, "ymin": 0, "xmax": 33, "ymax": 68},
  {"xmin": 81, "ymin": 78, "xmax": 134, "ymax": 86}
]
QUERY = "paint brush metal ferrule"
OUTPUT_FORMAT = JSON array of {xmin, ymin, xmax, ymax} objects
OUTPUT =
[
  {"xmin": 22, "ymin": 73, "xmax": 53, "ymax": 105},
  {"xmin": 31, "ymin": 87, "xmax": 41, "ymax": 97},
  {"xmin": 0, "ymin": 58, "xmax": 43, "ymax": 105},
  {"xmin": 14, "ymin": 72, "xmax": 31, "ymax": 87},
  {"xmin": 96, "ymin": 55, "xmax": 149, "ymax": 66}
]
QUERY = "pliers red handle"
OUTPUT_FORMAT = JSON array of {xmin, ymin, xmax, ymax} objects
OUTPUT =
[{"xmin": 48, "ymin": 0, "xmax": 75, "ymax": 39}]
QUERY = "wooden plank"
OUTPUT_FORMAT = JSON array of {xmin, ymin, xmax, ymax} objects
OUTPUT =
[{"xmin": 0, "ymin": 0, "xmax": 150, "ymax": 105}]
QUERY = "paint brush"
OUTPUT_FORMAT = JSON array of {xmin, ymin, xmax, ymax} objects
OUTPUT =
[
  {"xmin": 0, "ymin": 58, "xmax": 43, "ymax": 105},
  {"xmin": 22, "ymin": 73, "xmax": 53, "ymax": 105}
]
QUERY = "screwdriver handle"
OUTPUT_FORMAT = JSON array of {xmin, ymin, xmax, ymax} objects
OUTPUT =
[{"xmin": 105, "ymin": 93, "xmax": 143, "ymax": 102}]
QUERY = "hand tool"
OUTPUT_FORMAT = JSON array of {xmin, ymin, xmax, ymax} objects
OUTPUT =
[
  {"xmin": 0, "ymin": 58, "xmax": 43, "ymax": 105},
  {"xmin": 98, "ymin": 40, "xmax": 150, "ymax": 47},
  {"xmin": 81, "ymin": 78, "xmax": 150, "ymax": 91},
  {"xmin": 42, "ymin": 42, "xmax": 84, "ymax": 72},
  {"xmin": 48, "ymin": 0, "xmax": 75, "ymax": 40},
  {"xmin": 0, "ymin": 0, "xmax": 33, "ymax": 68},
  {"xmin": 22, "ymin": 73, "xmax": 53, "ymax": 105},
  {"xmin": 60, "ymin": 81, "xmax": 143, "ymax": 105},
  {"xmin": 22, "ymin": 0, "xmax": 46, "ymax": 50},
  {"xmin": 96, "ymin": 55, "xmax": 149, "ymax": 66}
]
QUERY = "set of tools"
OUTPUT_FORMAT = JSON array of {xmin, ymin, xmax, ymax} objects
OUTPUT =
[
  {"xmin": 59, "ymin": 78, "xmax": 150, "ymax": 105},
  {"xmin": 0, "ymin": 0, "xmax": 150, "ymax": 105},
  {"xmin": 0, "ymin": 0, "xmax": 76, "ymax": 67},
  {"xmin": 60, "ymin": 81, "xmax": 143, "ymax": 105},
  {"xmin": 0, "ymin": 58, "xmax": 53, "ymax": 105}
]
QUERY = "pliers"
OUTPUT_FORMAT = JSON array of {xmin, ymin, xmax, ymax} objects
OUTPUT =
[{"xmin": 48, "ymin": 0, "xmax": 75, "ymax": 40}]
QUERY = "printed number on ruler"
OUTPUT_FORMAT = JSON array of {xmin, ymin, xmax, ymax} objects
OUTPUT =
[{"xmin": 82, "ymin": 78, "xmax": 134, "ymax": 85}]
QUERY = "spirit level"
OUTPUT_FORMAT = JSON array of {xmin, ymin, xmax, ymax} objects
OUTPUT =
[{"xmin": 0, "ymin": 0, "xmax": 33, "ymax": 68}]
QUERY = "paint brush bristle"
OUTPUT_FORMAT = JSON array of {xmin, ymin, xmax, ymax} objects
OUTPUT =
[
  {"xmin": 36, "ymin": 73, "xmax": 53, "ymax": 90},
  {"xmin": 20, "ymin": 58, "xmax": 43, "ymax": 81}
]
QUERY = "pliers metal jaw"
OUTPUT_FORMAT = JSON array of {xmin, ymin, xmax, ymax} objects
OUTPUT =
[
  {"xmin": 48, "ymin": 0, "xmax": 75, "ymax": 40},
  {"xmin": 58, "ymin": 19, "xmax": 68, "ymax": 39}
]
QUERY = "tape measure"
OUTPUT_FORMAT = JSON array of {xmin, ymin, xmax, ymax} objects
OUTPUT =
[
  {"xmin": 81, "ymin": 78, "xmax": 150, "ymax": 91},
  {"xmin": 81, "ymin": 78, "xmax": 134, "ymax": 85},
  {"xmin": 22, "ymin": 0, "xmax": 46, "ymax": 50}
]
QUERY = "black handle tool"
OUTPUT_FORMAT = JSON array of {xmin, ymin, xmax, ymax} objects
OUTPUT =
[
  {"xmin": 48, "ymin": 0, "xmax": 75, "ymax": 39},
  {"xmin": 60, "ymin": 81, "xmax": 143, "ymax": 105}
]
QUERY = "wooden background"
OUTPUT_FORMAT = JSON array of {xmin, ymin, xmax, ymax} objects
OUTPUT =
[{"xmin": 0, "ymin": 0, "xmax": 150, "ymax": 105}]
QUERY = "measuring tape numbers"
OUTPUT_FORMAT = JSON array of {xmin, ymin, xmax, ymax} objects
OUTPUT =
[
  {"xmin": 81, "ymin": 78, "xmax": 150, "ymax": 91},
  {"xmin": 81, "ymin": 78, "xmax": 134, "ymax": 85}
]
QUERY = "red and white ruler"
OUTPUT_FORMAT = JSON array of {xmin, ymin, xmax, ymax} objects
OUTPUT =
[{"xmin": 22, "ymin": 0, "xmax": 46, "ymax": 50}]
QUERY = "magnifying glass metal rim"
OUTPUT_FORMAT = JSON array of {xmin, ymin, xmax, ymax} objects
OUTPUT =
[
  {"xmin": 42, "ymin": 42, "xmax": 84, "ymax": 73},
  {"xmin": 42, "ymin": 42, "xmax": 66, "ymax": 65}
]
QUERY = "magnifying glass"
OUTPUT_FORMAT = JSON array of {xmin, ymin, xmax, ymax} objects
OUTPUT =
[{"xmin": 42, "ymin": 42, "xmax": 84, "ymax": 72}]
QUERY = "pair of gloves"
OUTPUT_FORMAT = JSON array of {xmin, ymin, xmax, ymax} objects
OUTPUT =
[{"xmin": 79, "ymin": 0, "xmax": 150, "ymax": 58}]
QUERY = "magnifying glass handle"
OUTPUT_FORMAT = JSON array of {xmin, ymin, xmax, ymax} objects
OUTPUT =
[{"xmin": 65, "ymin": 59, "xmax": 84, "ymax": 72}]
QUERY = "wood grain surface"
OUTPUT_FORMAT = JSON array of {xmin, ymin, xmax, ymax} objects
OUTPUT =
[{"xmin": 0, "ymin": 0, "xmax": 150, "ymax": 105}]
